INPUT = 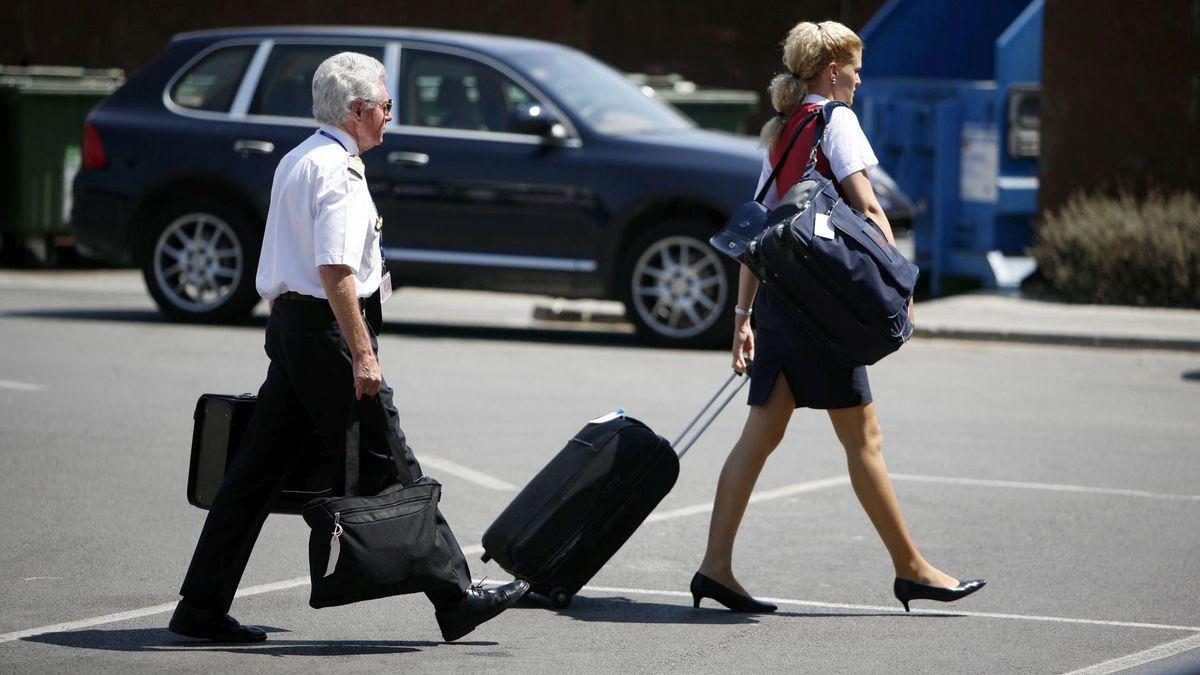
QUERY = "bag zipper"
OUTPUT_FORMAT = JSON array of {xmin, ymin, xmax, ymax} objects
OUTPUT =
[{"xmin": 331, "ymin": 493, "xmax": 430, "ymax": 518}]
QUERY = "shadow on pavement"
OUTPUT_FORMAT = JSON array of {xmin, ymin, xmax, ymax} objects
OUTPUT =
[
  {"xmin": 1, "ymin": 307, "xmax": 647, "ymax": 349},
  {"xmin": 383, "ymin": 320, "xmax": 641, "ymax": 349},
  {"xmin": 1182, "ymin": 370, "xmax": 1200, "ymax": 383},
  {"xmin": 24, "ymin": 627, "xmax": 496, "ymax": 656},
  {"xmin": 516, "ymin": 594, "xmax": 958, "ymax": 624},
  {"xmin": 520, "ymin": 595, "xmax": 758, "ymax": 625}
]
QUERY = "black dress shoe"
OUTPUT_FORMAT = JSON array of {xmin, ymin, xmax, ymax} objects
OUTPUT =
[
  {"xmin": 690, "ymin": 572, "xmax": 777, "ymax": 613},
  {"xmin": 168, "ymin": 601, "xmax": 267, "ymax": 642},
  {"xmin": 436, "ymin": 579, "xmax": 530, "ymax": 642},
  {"xmin": 893, "ymin": 577, "xmax": 987, "ymax": 612}
]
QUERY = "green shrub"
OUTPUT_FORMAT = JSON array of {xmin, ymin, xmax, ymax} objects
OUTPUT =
[{"xmin": 1031, "ymin": 191, "xmax": 1200, "ymax": 307}]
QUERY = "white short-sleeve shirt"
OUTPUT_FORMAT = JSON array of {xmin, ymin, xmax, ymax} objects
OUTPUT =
[
  {"xmin": 255, "ymin": 125, "xmax": 382, "ymax": 300},
  {"xmin": 754, "ymin": 94, "xmax": 879, "ymax": 209}
]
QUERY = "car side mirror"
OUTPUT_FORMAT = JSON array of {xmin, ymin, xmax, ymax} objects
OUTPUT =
[{"xmin": 508, "ymin": 103, "xmax": 565, "ymax": 139}]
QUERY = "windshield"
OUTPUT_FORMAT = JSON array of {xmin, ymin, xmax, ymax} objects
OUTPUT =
[{"xmin": 508, "ymin": 48, "xmax": 694, "ymax": 135}]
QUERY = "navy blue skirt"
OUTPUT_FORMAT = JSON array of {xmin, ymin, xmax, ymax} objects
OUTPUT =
[{"xmin": 747, "ymin": 285, "xmax": 872, "ymax": 410}]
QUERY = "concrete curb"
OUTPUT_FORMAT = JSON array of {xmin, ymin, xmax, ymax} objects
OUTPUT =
[{"xmin": 913, "ymin": 326, "xmax": 1200, "ymax": 352}]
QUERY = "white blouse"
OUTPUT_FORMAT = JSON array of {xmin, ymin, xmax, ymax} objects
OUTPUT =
[{"xmin": 754, "ymin": 94, "xmax": 879, "ymax": 209}]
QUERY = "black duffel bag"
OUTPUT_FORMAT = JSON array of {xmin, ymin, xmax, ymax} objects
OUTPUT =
[
  {"xmin": 302, "ymin": 397, "xmax": 461, "ymax": 609},
  {"xmin": 711, "ymin": 101, "xmax": 919, "ymax": 368}
]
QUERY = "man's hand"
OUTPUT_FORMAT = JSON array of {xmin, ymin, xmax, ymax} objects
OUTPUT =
[
  {"xmin": 353, "ymin": 350, "xmax": 382, "ymax": 400},
  {"xmin": 907, "ymin": 296, "xmax": 916, "ymax": 327}
]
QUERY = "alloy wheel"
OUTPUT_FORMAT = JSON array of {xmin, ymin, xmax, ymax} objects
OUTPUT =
[
  {"xmin": 152, "ymin": 212, "xmax": 244, "ymax": 314},
  {"xmin": 630, "ymin": 235, "xmax": 729, "ymax": 340}
]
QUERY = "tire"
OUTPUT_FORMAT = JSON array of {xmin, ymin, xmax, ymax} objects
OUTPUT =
[
  {"xmin": 140, "ymin": 199, "xmax": 262, "ymax": 323},
  {"xmin": 620, "ymin": 220, "xmax": 735, "ymax": 348}
]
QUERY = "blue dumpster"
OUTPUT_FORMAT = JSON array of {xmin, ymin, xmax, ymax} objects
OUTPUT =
[{"xmin": 857, "ymin": 0, "xmax": 1042, "ymax": 295}]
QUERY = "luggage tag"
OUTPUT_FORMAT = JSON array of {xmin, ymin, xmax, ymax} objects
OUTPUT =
[
  {"xmin": 380, "ymin": 271, "xmax": 393, "ymax": 304},
  {"xmin": 814, "ymin": 213, "xmax": 836, "ymax": 240},
  {"xmin": 588, "ymin": 408, "xmax": 625, "ymax": 424},
  {"xmin": 324, "ymin": 513, "xmax": 343, "ymax": 577}
]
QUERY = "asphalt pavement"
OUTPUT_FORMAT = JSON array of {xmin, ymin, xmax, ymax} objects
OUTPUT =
[{"xmin": 1, "ymin": 270, "xmax": 1198, "ymax": 674}]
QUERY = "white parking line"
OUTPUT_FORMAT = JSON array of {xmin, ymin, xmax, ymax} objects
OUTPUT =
[
  {"xmin": 419, "ymin": 455, "xmax": 517, "ymax": 491},
  {"xmin": 1063, "ymin": 632, "xmax": 1200, "ymax": 674},
  {"xmin": 0, "ymin": 379, "xmax": 43, "ymax": 392},
  {"xmin": 646, "ymin": 475, "xmax": 849, "ymax": 522},
  {"xmin": 890, "ymin": 473, "xmax": 1200, "ymax": 502}
]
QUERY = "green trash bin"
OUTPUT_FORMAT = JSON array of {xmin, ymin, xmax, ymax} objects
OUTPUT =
[
  {"xmin": 627, "ymin": 73, "xmax": 760, "ymax": 134},
  {"xmin": 0, "ymin": 65, "xmax": 124, "ymax": 260}
]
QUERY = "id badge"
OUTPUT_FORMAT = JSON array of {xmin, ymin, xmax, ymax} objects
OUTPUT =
[{"xmin": 380, "ymin": 271, "xmax": 393, "ymax": 303}]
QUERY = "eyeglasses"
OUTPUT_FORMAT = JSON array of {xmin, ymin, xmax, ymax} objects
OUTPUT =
[{"xmin": 364, "ymin": 98, "xmax": 393, "ymax": 114}]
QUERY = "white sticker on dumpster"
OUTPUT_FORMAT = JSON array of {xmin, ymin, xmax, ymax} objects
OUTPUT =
[{"xmin": 960, "ymin": 123, "xmax": 999, "ymax": 203}]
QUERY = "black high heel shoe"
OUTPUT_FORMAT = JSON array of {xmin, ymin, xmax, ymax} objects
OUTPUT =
[
  {"xmin": 690, "ymin": 572, "xmax": 778, "ymax": 613},
  {"xmin": 893, "ymin": 577, "xmax": 987, "ymax": 612}
]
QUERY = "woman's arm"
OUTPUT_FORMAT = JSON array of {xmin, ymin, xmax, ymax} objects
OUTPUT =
[
  {"xmin": 839, "ymin": 169, "xmax": 895, "ymax": 245},
  {"xmin": 839, "ymin": 169, "xmax": 914, "ymax": 322},
  {"xmin": 731, "ymin": 264, "xmax": 758, "ymax": 374}
]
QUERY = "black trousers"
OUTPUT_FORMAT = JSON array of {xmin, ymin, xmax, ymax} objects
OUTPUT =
[{"xmin": 179, "ymin": 297, "xmax": 472, "ymax": 613}]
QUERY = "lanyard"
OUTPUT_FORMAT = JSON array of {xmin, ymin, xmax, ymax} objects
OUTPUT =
[{"xmin": 318, "ymin": 129, "xmax": 348, "ymax": 152}]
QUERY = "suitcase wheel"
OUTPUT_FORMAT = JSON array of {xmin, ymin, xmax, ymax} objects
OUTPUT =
[
  {"xmin": 548, "ymin": 587, "xmax": 572, "ymax": 608},
  {"xmin": 480, "ymin": 552, "xmax": 491, "ymax": 563}
]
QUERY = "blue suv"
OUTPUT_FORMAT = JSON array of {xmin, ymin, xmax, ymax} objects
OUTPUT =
[{"xmin": 73, "ymin": 26, "xmax": 906, "ymax": 347}]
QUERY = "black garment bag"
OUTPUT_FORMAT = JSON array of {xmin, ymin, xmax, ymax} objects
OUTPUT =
[{"xmin": 480, "ymin": 369, "xmax": 749, "ymax": 607}]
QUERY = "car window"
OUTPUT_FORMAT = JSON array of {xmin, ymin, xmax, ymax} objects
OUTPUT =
[
  {"xmin": 399, "ymin": 50, "xmax": 539, "ymax": 133},
  {"xmin": 508, "ymin": 48, "xmax": 693, "ymax": 135},
  {"xmin": 171, "ymin": 45, "xmax": 256, "ymax": 112},
  {"xmin": 249, "ymin": 44, "xmax": 385, "ymax": 119}
]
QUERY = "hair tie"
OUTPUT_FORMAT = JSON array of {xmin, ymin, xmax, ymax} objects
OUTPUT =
[
  {"xmin": 788, "ymin": 71, "xmax": 801, "ymax": 80},
  {"xmin": 775, "ymin": 111, "xmax": 788, "ymax": 119}
]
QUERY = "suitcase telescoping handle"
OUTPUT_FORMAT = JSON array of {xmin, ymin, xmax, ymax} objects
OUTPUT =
[{"xmin": 672, "ymin": 360, "xmax": 751, "ymax": 459}]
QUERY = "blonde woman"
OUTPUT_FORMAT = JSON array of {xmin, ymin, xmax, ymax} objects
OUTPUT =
[{"xmin": 691, "ymin": 20, "xmax": 985, "ymax": 613}]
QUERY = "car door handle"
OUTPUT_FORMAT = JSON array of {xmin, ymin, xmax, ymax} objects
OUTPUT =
[
  {"xmin": 233, "ymin": 140, "xmax": 275, "ymax": 155},
  {"xmin": 387, "ymin": 151, "xmax": 429, "ymax": 167}
]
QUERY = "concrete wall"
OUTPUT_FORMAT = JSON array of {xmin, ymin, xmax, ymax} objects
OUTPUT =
[{"xmin": 1041, "ymin": 0, "xmax": 1200, "ymax": 212}]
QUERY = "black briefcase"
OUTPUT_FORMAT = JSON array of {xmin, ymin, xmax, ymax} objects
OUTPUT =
[{"xmin": 187, "ymin": 393, "xmax": 336, "ymax": 514}]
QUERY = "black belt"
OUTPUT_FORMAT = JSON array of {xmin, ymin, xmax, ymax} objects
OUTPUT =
[{"xmin": 278, "ymin": 291, "xmax": 366, "ymax": 308}]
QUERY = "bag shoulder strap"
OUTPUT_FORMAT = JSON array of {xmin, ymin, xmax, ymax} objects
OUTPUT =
[
  {"xmin": 798, "ymin": 100, "xmax": 850, "ymax": 178},
  {"xmin": 754, "ymin": 107, "xmax": 823, "ymax": 204},
  {"xmin": 755, "ymin": 100, "xmax": 849, "ymax": 204},
  {"xmin": 343, "ymin": 396, "xmax": 417, "ymax": 496}
]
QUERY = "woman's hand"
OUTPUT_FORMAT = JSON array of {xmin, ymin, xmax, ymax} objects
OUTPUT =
[{"xmin": 732, "ymin": 315, "xmax": 754, "ymax": 374}]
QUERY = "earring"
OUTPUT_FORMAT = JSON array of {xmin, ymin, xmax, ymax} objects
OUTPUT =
[{"xmin": 832, "ymin": 76, "xmax": 838, "ymax": 86}]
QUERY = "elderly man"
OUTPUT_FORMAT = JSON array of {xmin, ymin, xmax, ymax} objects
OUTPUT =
[{"xmin": 169, "ymin": 52, "xmax": 527, "ymax": 643}]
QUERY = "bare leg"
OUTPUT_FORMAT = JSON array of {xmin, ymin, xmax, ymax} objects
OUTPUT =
[
  {"xmin": 827, "ymin": 403, "xmax": 958, "ymax": 587},
  {"xmin": 697, "ymin": 374, "xmax": 795, "ymax": 597}
]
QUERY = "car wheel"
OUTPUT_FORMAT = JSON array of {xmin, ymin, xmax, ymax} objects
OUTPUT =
[
  {"xmin": 141, "ymin": 201, "xmax": 261, "ymax": 322},
  {"xmin": 621, "ymin": 221, "xmax": 734, "ymax": 348}
]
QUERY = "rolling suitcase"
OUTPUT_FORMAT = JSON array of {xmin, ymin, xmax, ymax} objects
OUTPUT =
[
  {"xmin": 480, "ymin": 370, "xmax": 749, "ymax": 607},
  {"xmin": 187, "ymin": 393, "xmax": 336, "ymax": 514}
]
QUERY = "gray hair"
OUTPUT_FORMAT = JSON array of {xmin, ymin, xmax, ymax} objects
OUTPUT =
[{"xmin": 311, "ymin": 52, "xmax": 387, "ymax": 125}]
